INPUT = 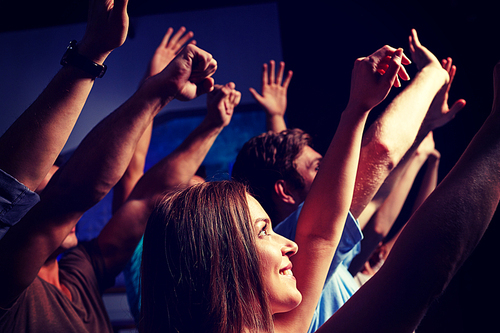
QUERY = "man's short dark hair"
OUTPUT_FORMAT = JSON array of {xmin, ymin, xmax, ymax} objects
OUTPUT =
[{"xmin": 231, "ymin": 128, "xmax": 312, "ymax": 223}]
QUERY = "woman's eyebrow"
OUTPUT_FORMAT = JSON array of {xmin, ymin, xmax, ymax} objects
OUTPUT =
[{"xmin": 254, "ymin": 217, "xmax": 271, "ymax": 224}]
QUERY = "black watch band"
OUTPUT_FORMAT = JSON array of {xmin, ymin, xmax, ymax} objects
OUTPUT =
[{"xmin": 60, "ymin": 40, "xmax": 107, "ymax": 78}]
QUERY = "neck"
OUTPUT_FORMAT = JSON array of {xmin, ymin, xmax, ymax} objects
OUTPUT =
[
  {"xmin": 38, "ymin": 257, "xmax": 72, "ymax": 300},
  {"xmin": 38, "ymin": 257, "xmax": 60, "ymax": 287}
]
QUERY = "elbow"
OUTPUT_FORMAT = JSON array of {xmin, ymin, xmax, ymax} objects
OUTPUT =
[{"xmin": 362, "ymin": 137, "xmax": 398, "ymax": 174}]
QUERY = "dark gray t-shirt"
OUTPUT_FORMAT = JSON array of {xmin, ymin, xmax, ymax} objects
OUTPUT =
[{"xmin": 0, "ymin": 239, "xmax": 115, "ymax": 332}]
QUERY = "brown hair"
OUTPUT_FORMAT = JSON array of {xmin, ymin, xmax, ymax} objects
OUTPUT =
[
  {"xmin": 140, "ymin": 181, "xmax": 273, "ymax": 333},
  {"xmin": 231, "ymin": 129, "xmax": 312, "ymax": 223}
]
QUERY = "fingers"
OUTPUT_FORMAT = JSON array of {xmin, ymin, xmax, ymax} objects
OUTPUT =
[
  {"xmin": 383, "ymin": 48, "xmax": 404, "ymax": 88},
  {"xmin": 401, "ymin": 52, "xmax": 412, "ymax": 66},
  {"xmin": 262, "ymin": 63, "xmax": 269, "ymax": 86},
  {"xmin": 188, "ymin": 45, "xmax": 217, "ymax": 82},
  {"xmin": 173, "ymin": 27, "xmax": 194, "ymax": 51},
  {"xmin": 372, "ymin": 46, "xmax": 409, "ymax": 87},
  {"xmin": 221, "ymin": 82, "xmax": 241, "ymax": 110},
  {"xmin": 409, "ymin": 28, "xmax": 421, "ymax": 54},
  {"xmin": 441, "ymin": 57, "xmax": 457, "ymax": 95},
  {"xmin": 260, "ymin": 60, "xmax": 292, "ymax": 88},
  {"xmin": 160, "ymin": 27, "xmax": 175, "ymax": 47},
  {"xmin": 160, "ymin": 26, "xmax": 194, "ymax": 53},
  {"xmin": 449, "ymin": 99, "xmax": 467, "ymax": 118},
  {"xmin": 207, "ymin": 82, "xmax": 240, "ymax": 128},
  {"xmin": 212, "ymin": 82, "xmax": 239, "ymax": 101},
  {"xmin": 397, "ymin": 59, "xmax": 410, "ymax": 81},
  {"xmin": 276, "ymin": 61, "xmax": 286, "ymax": 85},
  {"xmin": 198, "ymin": 77, "xmax": 215, "ymax": 95},
  {"xmin": 231, "ymin": 88, "xmax": 242, "ymax": 107},
  {"xmin": 282, "ymin": 67, "xmax": 293, "ymax": 90},
  {"xmin": 269, "ymin": 60, "xmax": 276, "ymax": 84}
]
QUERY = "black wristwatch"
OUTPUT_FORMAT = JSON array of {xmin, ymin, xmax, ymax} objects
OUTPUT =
[{"xmin": 60, "ymin": 40, "xmax": 107, "ymax": 78}]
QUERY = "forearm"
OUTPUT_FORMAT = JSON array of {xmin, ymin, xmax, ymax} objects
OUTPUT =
[
  {"xmin": 51, "ymin": 85, "xmax": 169, "ymax": 213},
  {"xmin": 370, "ymin": 149, "xmax": 429, "ymax": 232},
  {"xmin": 351, "ymin": 66, "xmax": 448, "ymax": 218},
  {"xmin": 411, "ymin": 153, "xmax": 439, "ymax": 213},
  {"xmin": 133, "ymin": 119, "xmax": 222, "ymax": 201},
  {"xmin": 0, "ymin": 65, "xmax": 97, "ymax": 191},
  {"xmin": 349, "ymin": 151, "xmax": 428, "ymax": 274},
  {"xmin": 112, "ymin": 122, "xmax": 153, "ymax": 213},
  {"xmin": 266, "ymin": 114, "xmax": 287, "ymax": 133}
]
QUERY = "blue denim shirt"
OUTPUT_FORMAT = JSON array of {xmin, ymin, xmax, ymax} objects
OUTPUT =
[{"xmin": 0, "ymin": 168, "xmax": 40, "ymax": 239}]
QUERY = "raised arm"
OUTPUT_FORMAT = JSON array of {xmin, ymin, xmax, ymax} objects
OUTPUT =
[
  {"xmin": 274, "ymin": 46, "xmax": 407, "ymax": 333},
  {"xmin": 350, "ymin": 29, "xmax": 463, "ymax": 221},
  {"xmin": 113, "ymin": 27, "xmax": 195, "ymax": 213},
  {"xmin": 320, "ymin": 60, "xmax": 500, "ymax": 333},
  {"xmin": 98, "ymin": 82, "xmax": 240, "ymax": 276},
  {"xmin": 249, "ymin": 60, "xmax": 293, "ymax": 133},
  {"xmin": 0, "ymin": 0, "xmax": 129, "ymax": 192},
  {"xmin": 0, "ymin": 44, "xmax": 217, "ymax": 308},
  {"xmin": 140, "ymin": 26, "xmax": 195, "ymax": 86}
]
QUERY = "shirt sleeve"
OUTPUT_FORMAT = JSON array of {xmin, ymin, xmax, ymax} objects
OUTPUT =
[{"xmin": 0, "ymin": 168, "xmax": 40, "ymax": 239}]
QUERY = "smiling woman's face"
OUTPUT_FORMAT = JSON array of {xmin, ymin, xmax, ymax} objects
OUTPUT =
[{"xmin": 246, "ymin": 193, "xmax": 302, "ymax": 314}]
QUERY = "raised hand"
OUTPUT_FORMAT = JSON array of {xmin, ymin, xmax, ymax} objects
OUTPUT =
[
  {"xmin": 79, "ymin": 0, "xmax": 130, "ymax": 63},
  {"xmin": 347, "ymin": 46, "xmax": 411, "ymax": 112},
  {"xmin": 421, "ymin": 57, "xmax": 466, "ymax": 132},
  {"xmin": 147, "ymin": 44, "xmax": 217, "ymax": 102},
  {"xmin": 206, "ymin": 82, "xmax": 241, "ymax": 128},
  {"xmin": 145, "ymin": 27, "xmax": 195, "ymax": 79},
  {"xmin": 408, "ymin": 29, "xmax": 444, "ymax": 72},
  {"xmin": 249, "ymin": 60, "xmax": 293, "ymax": 119}
]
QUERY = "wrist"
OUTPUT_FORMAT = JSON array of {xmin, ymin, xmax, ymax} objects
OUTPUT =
[
  {"xmin": 76, "ymin": 39, "xmax": 111, "ymax": 65},
  {"xmin": 344, "ymin": 102, "xmax": 372, "ymax": 117},
  {"xmin": 419, "ymin": 65, "xmax": 449, "ymax": 86},
  {"xmin": 135, "ymin": 80, "xmax": 175, "ymax": 112},
  {"xmin": 60, "ymin": 40, "xmax": 108, "ymax": 78},
  {"xmin": 200, "ymin": 116, "xmax": 226, "ymax": 132},
  {"xmin": 138, "ymin": 73, "xmax": 179, "ymax": 107}
]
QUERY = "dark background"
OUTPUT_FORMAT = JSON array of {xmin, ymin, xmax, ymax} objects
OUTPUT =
[{"xmin": 2, "ymin": 0, "xmax": 499, "ymax": 331}]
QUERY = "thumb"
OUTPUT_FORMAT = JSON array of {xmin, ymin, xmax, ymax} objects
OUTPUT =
[{"xmin": 249, "ymin": 87, "xmax": 264, "ymax": 102}]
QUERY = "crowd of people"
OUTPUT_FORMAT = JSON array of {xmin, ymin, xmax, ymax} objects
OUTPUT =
[{"xmin": 0, "ymin": 0, "xmax": 497, "ymax": 332}]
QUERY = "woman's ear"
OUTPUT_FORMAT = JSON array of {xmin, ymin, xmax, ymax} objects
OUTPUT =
[{"xmin": 274, "ymin": 179, "xmax": 297, "ymax": 205}]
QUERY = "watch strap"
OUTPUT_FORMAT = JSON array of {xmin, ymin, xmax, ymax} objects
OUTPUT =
[{"xmin": 60, "ymin": 40, "xmax": 107, "ymax": 78}]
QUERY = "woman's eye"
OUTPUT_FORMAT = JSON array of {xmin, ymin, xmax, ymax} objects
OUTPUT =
[{"xmin": 259, "ymin": 225, "xmax": 269, "ymax": 237}]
